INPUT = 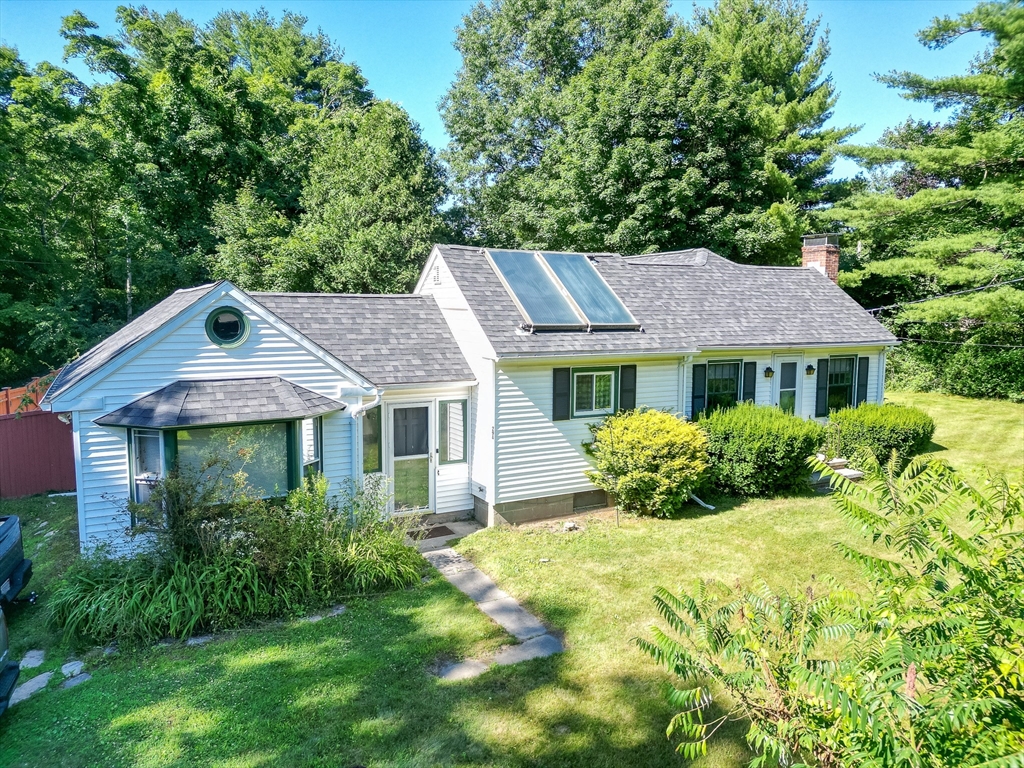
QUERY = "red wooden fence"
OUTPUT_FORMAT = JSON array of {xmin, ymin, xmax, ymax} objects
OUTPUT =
[
  {"xmin": 0, "ymin": 410, "xmax": 76, "ymax": 499},
  {"xmin": 0, "ymin": 371, "xmax": 59, "ymax": 416}
]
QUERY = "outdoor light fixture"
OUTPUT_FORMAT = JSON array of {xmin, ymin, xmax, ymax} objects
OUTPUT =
[
  {"xmin": 764, "ymin": 366, "xmax": 774, "ymax": 379},
  {"xmin": 806, "ymin": 364, "xmax": 816, "ymax": 376}
]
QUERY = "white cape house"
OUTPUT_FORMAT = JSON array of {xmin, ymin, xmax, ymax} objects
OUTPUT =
[{"xmin": 42, "ymin": 237, "xmax": 896, "ymax": 550}]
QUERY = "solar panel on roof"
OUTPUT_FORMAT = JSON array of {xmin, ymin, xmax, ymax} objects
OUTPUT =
[
  {"xmin": 486, "ymin": 249, "xmax": 584, "ymax": 327},
  {"xmin": 539, "ymin": 252, "xmax": 637, "ymax": 327}
]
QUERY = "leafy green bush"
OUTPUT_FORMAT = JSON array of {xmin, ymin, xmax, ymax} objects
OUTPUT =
[
  {"xmin": 49, "ymin": 473, "xmax": 423, "ymax": 645},
  {"xmin": 697, "ymin": 403, "xmax": 826, "ymax": 496},
  {"xmin": 585, "ymin": 408, "xmax": 708, "ymax": 518},
  {"xmin": 826, "ymin": 402, "xmax": 935, "ymax": 465},
  {"xmin": 638, "ymin": 457, "xmax": 1024, "ymax": 766}
]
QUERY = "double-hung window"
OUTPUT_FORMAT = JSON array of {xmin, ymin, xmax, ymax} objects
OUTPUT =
[
  {"xmin": 828, "ymin": 356, "xmax": 856, "ymax": 411},
  {"xmin": 130, "ymin": 428, "xmax": 163, "ymax": 504},
  {"xmin": 706, "ymin": 361, "xmax": 741, "ymax": 411},
  {"xmin": 301, "ymin": 416, "xmax": 323, "ymax": 477},
  {"xmin": 573, "ymin": 368, "xmax": 616, "ymax": 417}
]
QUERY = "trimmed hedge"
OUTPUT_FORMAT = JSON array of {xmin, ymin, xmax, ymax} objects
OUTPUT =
[
  {"xmin": 698, "ymin": 403, "xmax": 826, "ymax": 497},
  {"xmin": 585, "ymin": 408, "xmax": 709, "ymax": 518},
  {"xmin": 826, "ymin": 403, "xmax": 935, "ymax": 465}
]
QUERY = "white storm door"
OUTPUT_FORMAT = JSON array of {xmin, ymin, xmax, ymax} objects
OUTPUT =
[
  {"xmin": 773, "ymin": 355, "xmax": 803, "ymax": 415},
  {"xmin": 387, "ymin": 403, "xmax": 434, "ymax": 513}
]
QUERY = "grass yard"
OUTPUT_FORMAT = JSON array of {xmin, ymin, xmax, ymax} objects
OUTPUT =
[{"xmin": 0, "ymin": 392, "xmax": 1020, "ymax": 767}]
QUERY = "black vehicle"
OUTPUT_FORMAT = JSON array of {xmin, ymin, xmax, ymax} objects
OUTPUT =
[
  {"xmin": 0, "ymin": 516, "xmax": 32, "ymax": 605},
  {"xmin": 0, "ymin": 607, "xmax": 18, "ymax": 717}
]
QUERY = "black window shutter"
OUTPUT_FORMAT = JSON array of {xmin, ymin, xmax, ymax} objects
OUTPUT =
[
  {"xmin": 856, "ymin": 356, "xmax": 870, "ymax": 405},
  {"xmin": 553, "ymin": 368, "xmax": 571, "ymax": 421},
  {"xmin": 815, "ymin": 358, "xmax": 830, "ymax": 417},
  {"xmin": 742, "ymin": 361, "xmax": 757, "ymax": 402},
  {"xmin": 691, "ymin": 364, "xmax": 707, "ymax": 417},
  {"xmin": 619, "ymin": 365, "xmax": 637, "ymax": 411}
]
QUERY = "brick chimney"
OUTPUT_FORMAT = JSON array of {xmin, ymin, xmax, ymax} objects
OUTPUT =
[{"xmin": 802, "ymin": 233, "xmax": 839, "ymax": 282}]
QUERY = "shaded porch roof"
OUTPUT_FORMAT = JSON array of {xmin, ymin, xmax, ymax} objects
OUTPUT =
[{"xmin": 95, "ymin": 377, "xmax": 345, "ymax": 429}]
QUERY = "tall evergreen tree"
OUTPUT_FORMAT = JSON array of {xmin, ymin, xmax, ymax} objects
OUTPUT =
[{"xmin": 829, "ymin": 0, "xmax": 1024, "ymax": 400}]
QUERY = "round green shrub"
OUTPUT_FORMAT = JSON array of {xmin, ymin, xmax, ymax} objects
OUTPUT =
[
  {"xmin": 585, "ymin": 408, "xmax": 709, "ymax": 518},
  {"xmin": 826, "ymin": 402, "xmax": 936, "ymax": 465},
  {"xmin": 697, "ymin": 403, "xmax": 826, "ymax": 497}
]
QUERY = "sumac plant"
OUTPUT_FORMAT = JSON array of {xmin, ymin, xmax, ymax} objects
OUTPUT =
[{"xmin": 637, "ymin": 454, "xmax": 1024, "ymax": 767}]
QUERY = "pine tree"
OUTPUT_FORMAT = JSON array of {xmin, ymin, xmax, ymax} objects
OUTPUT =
[{"xmin": 826, "ymin": 0, "xmax": 1024, "ymax": 400}]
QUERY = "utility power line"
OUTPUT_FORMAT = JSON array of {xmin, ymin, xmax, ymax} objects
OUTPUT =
[{"xmin": 868, "ymin": 276, "xmax": 1024, "ymax": 315}]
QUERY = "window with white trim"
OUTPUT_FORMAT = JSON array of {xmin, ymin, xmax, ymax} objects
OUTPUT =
[
  {"xmin": 301, "ymin": 416, "xmax": 323, "ymax": 477},
  {"xmin": 572, "ymin": 368, "xmax": 616, "ymax": 417}
]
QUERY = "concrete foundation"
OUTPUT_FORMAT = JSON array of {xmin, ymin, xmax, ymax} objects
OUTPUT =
[{"xmin": 474, "ymin": 490, "xmax": 609, "ymax": 526}]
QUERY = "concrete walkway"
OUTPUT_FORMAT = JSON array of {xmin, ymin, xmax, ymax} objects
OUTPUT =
[{"xmin": 422, "ymin": 546, "xmax": 564, "ymax": 680}]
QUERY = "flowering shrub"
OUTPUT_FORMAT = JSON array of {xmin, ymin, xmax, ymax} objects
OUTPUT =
[{"xmin": 584, "ymin": 408, "xmax": 709, "ymax": 517}]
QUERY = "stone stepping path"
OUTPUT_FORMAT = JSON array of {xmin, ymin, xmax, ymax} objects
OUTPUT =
[
  {"xmin": 9, "ymin": 654, "xmax": 93, "ymax": 706},
  {"xmin": 423, "ymin": 547, "xmax": 563, "ymax": 681}
]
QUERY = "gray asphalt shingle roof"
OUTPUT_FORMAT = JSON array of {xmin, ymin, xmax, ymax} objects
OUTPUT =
[
  {"xmin": 435, "ymin": 245, "xmax": 896, "ymax": 356},
  {"xmin": 95, "ymin": 377, "xmax": 345, "ymax": 428},
  {"xmin": 44, "ymin": 283, "xmax": 220, "ymax": 403},
  {"xmin": 252, "ymin": 293, "xmax": 475, "ymax": 386}
]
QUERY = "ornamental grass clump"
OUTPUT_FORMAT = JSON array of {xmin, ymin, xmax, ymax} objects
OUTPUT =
[
  {"xmin": 698, "ymin": 403, "xmax": 826, "ymax": 497},
  {"xmin": 826, "ymin": 402, "xmax": 935, "ymax": 467},
  {"xmin": 49, "ymin": 468, "xmax": 423, "ymax": 646},
  {"xmin": 584, "ymin": 408, "xmax": 709, "ymax": 518}
]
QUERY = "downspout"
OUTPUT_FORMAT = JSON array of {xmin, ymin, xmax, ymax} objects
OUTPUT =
[{"xmin": 350, "ymin": 389, "xmax": 383, "ymax": 419}]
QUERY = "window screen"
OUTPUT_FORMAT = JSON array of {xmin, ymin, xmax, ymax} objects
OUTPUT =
[
  {"xmin": 828, "ymin": 357, "xmax": 856, "ymax": 411},
  {"xmin": 706, "ymin": 362, "xmax": 741, "ymax": 410},
  {"xmin": 363, "ymin": 405, "xmax": 382, "ymax": 473},
  {"xmin": 131, "ymin": 428, "xmax": 162, "ymax": 504},
  {"xmin": 301, "ymin": 416, "xmax": 322, "ymax": 477},
  {"xmin": 394, "ymin": 406, "xmax": 429, "ymax": 457},
  {"xmin": 440, "ymin": 400, "xmax": 467, "ymax": 463},
  {"xmin": 779, "ymin": 362, "xmax": 797, "ymax": 414},
  {"xmin": 574, "ymin": 370, "xmax": 615, "ymax": 416}
]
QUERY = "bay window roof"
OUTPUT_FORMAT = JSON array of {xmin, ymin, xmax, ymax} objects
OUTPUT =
[{"xmin": 95, "ymin": 377, "xmax": 344, "ymax": 429}]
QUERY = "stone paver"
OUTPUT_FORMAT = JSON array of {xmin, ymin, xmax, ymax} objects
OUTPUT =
[
  {"xmin": 422, "ymin": 547, "xmax": 475, "ymax": 575},
  {"xmin": 19, "ymin": 650, "xmax": 44, "ymax": 669},
  {"xmin": 446, "ymin": 568, "xmax": 509, "ymax": 604},
  {"xmin": 477, "ymin": 597, "xmax": 547, "ymax": 640},
  {"xmin": 61, "ymin": 661, "xmax": 85, "ymax": 677},
  {"xmin": 10, "ymin": 672, "xmax": 52, "ymax": 705},
  {"xmin": 493, "ymin": 634, "xmax": 563, "ymax": 666},
  {"xmin": 185, "ymin": 634, "xmax": 214, "ymax": 647},
  {"xmin": 61, "ymin": 673, "xmax": 91, "ymax": 690},
  {"xmin": 328, "ymin": 604, "xmax": 347, "ymax": 617},
  {"xmin": 437, "ymin": 660, "xmax": 489, "ymax": 681},
  {"xmin": 425, "ymin": 544, "xmax": 562, "ymax": 680},
  {"xmin": 301, "ymin": 614, "xmax": 323, "ymax": 623}
]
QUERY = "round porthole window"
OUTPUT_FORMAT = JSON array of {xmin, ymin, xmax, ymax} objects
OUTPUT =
[{"xmin": 205, "ymin": 307, "xmax": 249, "ymax": 347}]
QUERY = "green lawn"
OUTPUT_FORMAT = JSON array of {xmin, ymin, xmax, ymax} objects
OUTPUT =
[{"xmin": 0, "ymin": 392, "xmax": 1020, "ymax": 767}]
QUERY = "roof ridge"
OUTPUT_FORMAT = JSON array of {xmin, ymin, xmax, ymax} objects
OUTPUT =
[{"xmin": 253, "ymin": 292, "xmax": 427, "ymax": 299}]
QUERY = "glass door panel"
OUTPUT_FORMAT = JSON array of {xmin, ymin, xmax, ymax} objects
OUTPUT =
[
  {"xmin": 778, "ymin": 362, "xmax": 797, "ymax": 414},
  {"xmin": 392, "ymin": 405, "xmax": 431, "ymax": 512}
]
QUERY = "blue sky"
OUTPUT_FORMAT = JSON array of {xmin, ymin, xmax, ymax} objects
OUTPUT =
[{"xmin": 0, "ymin": 0, "xmax": 986, "ymax": 177}]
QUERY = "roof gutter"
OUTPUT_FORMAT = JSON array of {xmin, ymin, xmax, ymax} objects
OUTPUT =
[{"xmin": 350, "ymin": 389, "xmax": 382, "ymax": 419}]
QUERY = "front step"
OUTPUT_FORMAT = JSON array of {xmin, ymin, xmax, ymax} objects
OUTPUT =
[{"xmin": 835, "ymin": 467, "xmax": 865, "ymax": 481}]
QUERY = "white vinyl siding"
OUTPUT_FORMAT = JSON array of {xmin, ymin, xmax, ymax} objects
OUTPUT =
[
  {"xmin": 495, "ymin": 359, "xmax": 679, "ymax": 504},
  {"xmin": 72, "ymin": 289, "xmax": 362, "ymax": 550},
  {"xmin": 416, "ymin": 250, "xmax": 495, "ymax": 504}
]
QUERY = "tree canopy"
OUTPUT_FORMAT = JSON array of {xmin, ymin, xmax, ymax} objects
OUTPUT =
[
  {"xmin": 0, "ymin": 7, "xmax": 445, "ymax": 386},
  {"xmin": 442, "ymin": 0, "xmax": 851, "ymax": 261},
  {"xmin": 825, "ymin": 0, "xmax": 1024, "ymax": 400}
]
